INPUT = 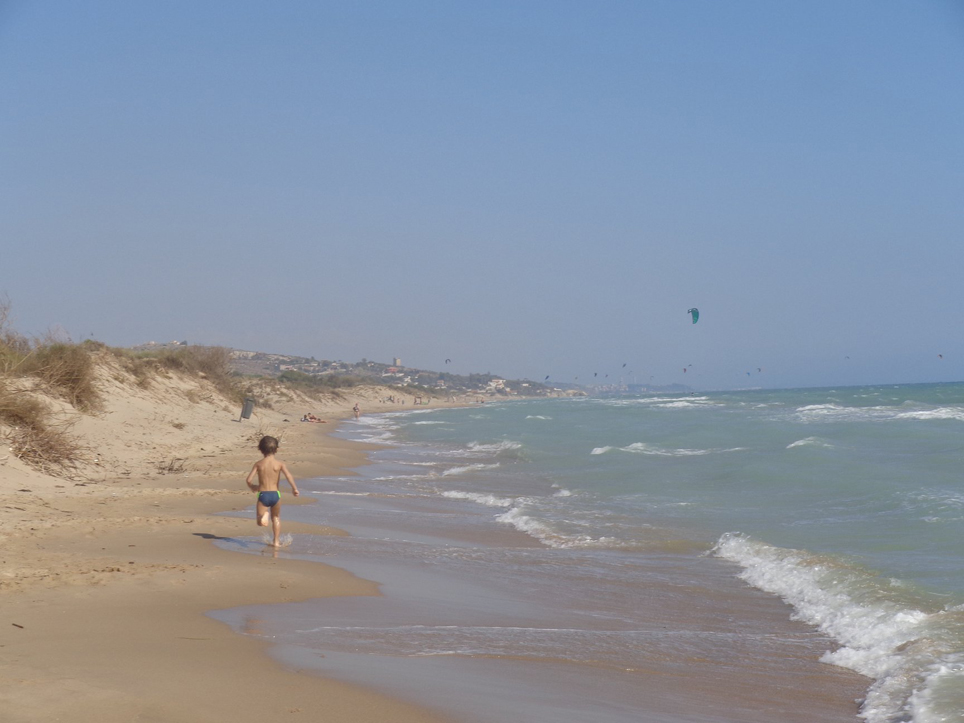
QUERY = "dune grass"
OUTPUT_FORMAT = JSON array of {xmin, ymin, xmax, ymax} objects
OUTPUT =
[
  {"xmin": 0, "ymin": 300, "xmax": 244, "ymax": 473},
  {"xmin": 113, "ymin": 345, "xmax": 243, "ymax": 402}
]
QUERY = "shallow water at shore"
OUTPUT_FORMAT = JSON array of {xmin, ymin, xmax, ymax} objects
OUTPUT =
[
  {"xmin": 213, "ymin": 387, "xmax": 964, "ymax": 722},
  {"xmin": 214, "ymin": 471, "xmax": 864, "ymax": 722}
]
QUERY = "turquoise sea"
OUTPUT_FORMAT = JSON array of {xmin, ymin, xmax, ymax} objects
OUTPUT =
[{"xmin": 214, "ymin": 384, "xmax": 964, "ymax": 723}]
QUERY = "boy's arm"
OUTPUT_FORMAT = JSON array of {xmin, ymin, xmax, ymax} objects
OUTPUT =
[
  {"xmin": 245, "ymin": 464, "xmax": 259, "ymax": 492},
  {"xmin": 281, "ymin": 462, "xmax": 299, "ymax": 496}
]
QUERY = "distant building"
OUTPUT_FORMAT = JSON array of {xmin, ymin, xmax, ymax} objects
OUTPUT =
[{"xmin": 393, "ymin": 357, "xmax": 402, "ymax": 366}]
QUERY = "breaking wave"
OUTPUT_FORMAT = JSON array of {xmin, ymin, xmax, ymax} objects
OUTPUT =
[
  {"xmin": 786, "ymin": 437, "xmax": 835, "ymax": 449},
  {"xmin": 441, "ymin": 490, "xmax": 514, "ymax": 507},
  {"xmin": 591, "ymin": 442, "xmax": 745, "ymax": 456},
  {"xmin": 714, "ymin": 533, "xmax": 964, "ymax": 723},
  {"xmin": 441, "ymin": 463, "xmax": 501, "ymax": 477},
  {"xmin": 794, "ymin": 403, "xmax": 964, "ymax": 424}
]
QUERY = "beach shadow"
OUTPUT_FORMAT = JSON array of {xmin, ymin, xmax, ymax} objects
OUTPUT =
[
  {"xmin": 193, "ymin": 532, "xmax": 234, "ymax": 541},
  {"xmin": 194, "ymin": 532, "xmax": 277, "ymax": 554}
]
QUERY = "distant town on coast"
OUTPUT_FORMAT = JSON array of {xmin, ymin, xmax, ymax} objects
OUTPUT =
[{"xmin": 133, "ymin": 341, "xmax": 694, "ymax": 398}]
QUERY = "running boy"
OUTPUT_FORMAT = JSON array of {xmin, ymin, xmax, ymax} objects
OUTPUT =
[{"xmin": 245, "ymin": 435, "xmax": 299, "ymax": 547}]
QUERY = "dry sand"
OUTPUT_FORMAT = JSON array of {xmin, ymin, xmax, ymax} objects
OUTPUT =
[{"xmin": 0, "ymin": 360, "xmax": 458, "ymax": 722}]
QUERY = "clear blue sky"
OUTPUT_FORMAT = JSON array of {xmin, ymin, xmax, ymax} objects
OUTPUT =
[{"xmin": 2, "ymin": 1, "xmax": 963, "ymax": 390}]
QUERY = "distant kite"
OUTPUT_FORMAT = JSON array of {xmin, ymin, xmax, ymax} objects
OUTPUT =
[
  {"xmin": 445, "ymin": 359, "xmax": 451, "ymax": 364},
  {"xmin": 939, "ymin": 354, "xmax": 943, "ymax": 359},
  {"xmin": 622, "ymin": 363, "xmax": 627, "ymax": 368},
  {"xmin": 683, "ymin": 368, "xmax": 687, "ymax": 373},
  {"xmin": 545, "ymin": 375, "xmax": 550, "ymax": 381},
  {"xmin": 688, "ymin": 308, "xmax": 699, "ymax": 324},
  {"xmin": 594, "ymin": 372, "xmax": 598, "ymax": 377}
]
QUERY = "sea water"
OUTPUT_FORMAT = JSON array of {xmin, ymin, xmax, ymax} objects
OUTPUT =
[{"xmin": 212, "ymin": 385, "xmax": 964, "ymax": 723}]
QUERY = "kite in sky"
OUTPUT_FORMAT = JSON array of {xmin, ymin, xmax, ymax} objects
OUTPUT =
[{"xmin": 688, "ymin": 308, "xmax": 699, "ymax": 324}]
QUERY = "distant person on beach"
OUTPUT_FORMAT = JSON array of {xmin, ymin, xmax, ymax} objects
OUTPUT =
[
  {"xmin": 245, "ymin": 435, "xmax": 299, "ymax": 547},
  {"xmin": 353, "ymin": 403, "xmax": 361, "ymax": 419}
]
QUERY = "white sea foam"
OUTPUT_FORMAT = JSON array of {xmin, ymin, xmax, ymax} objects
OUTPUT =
[
  {"xmin": 794, "ymin": 403, "xmax": 964, "ymax": 424},
  {"xmin": 260, "ymin": 532, "xmax": 293, "ymax": 547},
  {"xmin": 908, "ymin": 656, "xmax": 964, "ymax": 723},
  {"xmin": 895, "ymin": 407, "xmax": 964, "ymax": 422},
  {"xmin": 593, "ymin": 442, "xmax": 744, "ymax": 457},
  {"xmin": 412, "ymin": 421, "xmax": 449, "ymax": 425},
  {"xmin": 623, "ymin": 442, "xmax": 709, "ymax": 456},
  {"xmin": 495, "ymin": 507, "xmax": 628, "ymax": 549},
  {"xmin": 441, "ymin": 490, "xmax": 514, "ymax": 507},
  {"xmin": 466, "ymin": 440, "xmax": 523, "ymax": 453},
  {"xmin": 362, "ymin": 432, "xmax": 396, "ymax": 442},
  {"xmin": 441, "ymin": 463, "xmax": 501, "ymax": 477},
  {"xmin": 495, "ymin": 507, "xmax": 557, "ymax": 542},
  {"xmin": 714, "ymin": 533, "xmax": 964, "ymax": 723},
  {"xmin": 594, "ymin": 396, "xmax": 718, "ymax": 409},
  {"xmin": 786, "ymin": 437, "xmax": 835, "ymax": 449}
]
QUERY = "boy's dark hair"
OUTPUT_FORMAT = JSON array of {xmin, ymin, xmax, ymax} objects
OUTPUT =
[{"xmin": 258, "ymin": 436, "xmax": 279, "ymax": 455}]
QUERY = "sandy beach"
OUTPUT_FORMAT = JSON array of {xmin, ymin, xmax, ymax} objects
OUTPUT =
[{"xmin": 0, "ymin": 357, "xmax": 457, "ymax": 722}]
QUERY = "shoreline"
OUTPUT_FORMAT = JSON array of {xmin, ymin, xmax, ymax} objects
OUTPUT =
[{"xmin": 1, "ymin": 405, "xmax": 456, "ymax": 722}]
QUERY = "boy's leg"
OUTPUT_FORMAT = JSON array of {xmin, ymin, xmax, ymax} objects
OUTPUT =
[
  {"xmin": 256, "ymin": 500, "xmax": 270, "ymax": 527},
  {"xmin": 270, "ymin": 504, "xmax": 282, "ymax": 546}
]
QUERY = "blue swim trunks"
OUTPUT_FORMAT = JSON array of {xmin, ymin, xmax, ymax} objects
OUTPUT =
[{"xmin": 257, "ymin": 491, "xmax": 281, "ymax": 507}]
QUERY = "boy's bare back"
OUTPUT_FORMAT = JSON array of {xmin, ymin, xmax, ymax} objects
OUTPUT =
[
  {"xmin": 250, "ymin": 456, "xmax": 286, "ymax": 491},
  {"xmin": 247, "ymin": 455, "xmax": 296, "ymax": 492},
  {"xmin": 245, "ymin": 436, "xmax": 298, "ymax": 496}
]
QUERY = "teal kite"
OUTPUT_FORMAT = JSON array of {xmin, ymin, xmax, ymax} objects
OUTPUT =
[{"xmin": 688, "ymin": 308, "xmax": 699, "ymax": 324}]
